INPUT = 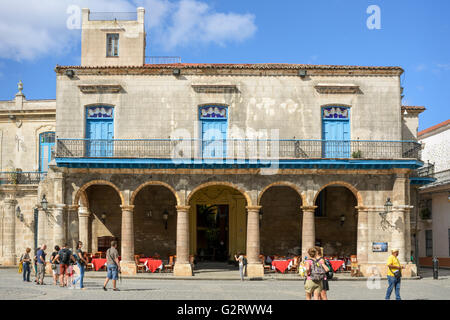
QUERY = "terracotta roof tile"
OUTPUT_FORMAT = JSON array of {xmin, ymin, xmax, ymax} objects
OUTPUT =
[{"xmin": 418, "ymin": 119, "xmax": 450, "ymax": 137}]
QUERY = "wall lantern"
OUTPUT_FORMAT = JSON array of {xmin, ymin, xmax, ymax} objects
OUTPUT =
[
  {"xmin": 298, "ymin": 69, "xmax": 307, "ymax": 78},
  {"xmin": 65, "ymin": 69, "xmax": 75, "ymax": 78},
  {"xmin": 340, "ymin": 214, "xmax": 346, "ymax": 226},
  {"xmin": 16, "ymin": 206, "xmax": 24, "ymax": 222},
  {"xmin": 384, "ymin": 197, "xmax": 393, "ymax": 213},
  {"xmin": 41, "ymin": 194, "xmax": 48, "ymax": 211},
  {"xmin": 379, "ymin": 197, "xmax": 394, "ymax": 230},
  {"xmin": 147, "ymin": 210, "xmax": 153, "ymax": 218},
  {"xmin": 173, "ymin": 68, "xmax": 181, "ymax": 76},
  {"xmin": 162, "ymin": 210, "xmax": 169, "ymax": 229},
  {"xmin": 101, "ymin": 212, "xmax": 107, "ymax": 224}
]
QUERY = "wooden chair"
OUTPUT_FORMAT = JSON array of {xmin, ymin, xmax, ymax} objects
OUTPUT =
[
  {"xmin": 93, "ymin": 252, "xmax": 101, "ymax": 259},
  {"xmin": 164, "ymin": 255, "xmax": 174, "ymax": 273},
  {"xmin": 134, "ymin": 255, "xmax": 146, "ymax": 273},
  {"xmin": 85, "ymin": 253, "xmax": 94, "ymax": 271},
  {"xmin": 259, "ymin": 255, "xmax": 271, "ymax": 272},
  {"xmin": 289, "ymin": 256, "xmax": 300, "ymax": 273}
]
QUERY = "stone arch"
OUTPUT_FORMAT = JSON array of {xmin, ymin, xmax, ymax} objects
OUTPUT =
[
  {"xmin": 73, "ymin": 180, "xmax": 124, "ymax": 206},
  {"xmin": 187, "ymin": 181, "xmax": 252, "ymax": 206},
  {"xmin": 130, "ymin": 181, "xmax": 181, "ymax": 206},
  {"xmin": 258, "ymin": 181, "xmax": 305, "ymax": 205},
  {"xmin": 313, "ymin": 181, "xmax": 363, "ymax": 206}
]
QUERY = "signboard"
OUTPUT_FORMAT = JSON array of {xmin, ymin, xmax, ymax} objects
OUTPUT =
[{"xmin": 372, "ymin": 242, "xmax": 388, "ymax": 252}]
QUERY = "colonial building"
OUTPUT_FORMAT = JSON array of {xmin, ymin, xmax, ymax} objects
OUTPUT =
[
  {"xmin": 0, "ymin": 7, "xmax": 433, "ymax": 277},
  {"xmin": 416, "ymin": 120, "xmax": 450, "ymax": 268}
]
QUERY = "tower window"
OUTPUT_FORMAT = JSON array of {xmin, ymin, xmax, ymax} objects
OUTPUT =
[{"xmin": 106, "ymin": 34, "xmax": 119, "ymax": 57}]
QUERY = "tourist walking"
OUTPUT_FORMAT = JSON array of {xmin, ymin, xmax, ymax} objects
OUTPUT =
[
  {"xmin": 304, "ymin": 247, "xmax": 328, "ymax": 300},
  {"xmin": 36, "ymin": 244, "xmax": 47, "ymax": 285},
  {"xmin": 385, "ymin": 248, "xmax": 404, "ymax": 300},
  {"xmin": 73, "ymin": 241, "xmax": 88, "ymax": 289},
  {"xmin": 50, "ymin": 246, "xmax": 60, "ymax": 285},
  {"xmin": 234, "ymin": 253, "xmax": 246, "ymax": 281},
  {"xmin": 103, "ymin": 241, "xmax": 121, "ymax": 291},
  {"xmin": 19, "ymin": 248, "xmax": 32, "ymax": 282},
  {"xmin": 54, "ymin": 243, "xmax": 76, "ymax": 287}
]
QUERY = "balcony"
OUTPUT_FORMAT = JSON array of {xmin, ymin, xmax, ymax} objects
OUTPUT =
[
  {"xmin": 55, "ymin": 139, "xmax": 423, "ymax": 170},
  {"xmin": 410, "ymin": 162, "xmax": 436, "ymax": 185},
  {"xmin": 0, "ymin": 171, "xmax": 47, "ymax": 185}
]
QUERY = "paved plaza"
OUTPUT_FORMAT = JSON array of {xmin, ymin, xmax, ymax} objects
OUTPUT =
[{"xmin": 0, "ymin": 267, "xmax": 449, "ymax": 300}]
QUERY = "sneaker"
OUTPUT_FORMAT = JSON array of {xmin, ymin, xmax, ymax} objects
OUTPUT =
[{"xmin": 103, "ymin": 286, "xmax": 107, "ymax": 291}]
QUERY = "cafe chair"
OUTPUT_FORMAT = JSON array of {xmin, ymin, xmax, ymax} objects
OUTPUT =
[
  {"xmin": 259, "ymin": 255, "xmax": 271, "ymax": 273},
  {"xmin": 85, "ymin": 253, "xmax": 94, "ymax": 271},
  {"xmin": 134, "ymin": 255, "xmax": 146, "ymax": 273},
  {"xmin": 164, "ymin": 255, "xmax": 175, "ymax": 273},
  {"xmin": 289, "ymin": 256, "xmax": 300, "ymax": 273}
]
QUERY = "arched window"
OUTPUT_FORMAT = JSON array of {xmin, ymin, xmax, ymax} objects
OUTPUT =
[
  {"xmin": 199, "ymin": 105, "xmax": 228, "ymax": 159},
  {"xmin": 85, "ymin": 106, "xmax": 114, "ymax": 157},
  {"xmin": 322, "ymin": 106, "xmax": 350, "ymax": 158}
]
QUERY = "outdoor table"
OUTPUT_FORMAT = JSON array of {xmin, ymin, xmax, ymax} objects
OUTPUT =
[
  {"xmin": 140, "ymin": 258, "xmax": 163, "ymax": 272},
  {"xmin": 271, "ymin": 259, "xmax": 293, "ymax": 273},
  {"xmin": 91, "ymin": 257, "xmax": 122, "ymax": 271},
  {"xmin": 329, "ymin": 260, "xmax": 345, "ymax": 272}
]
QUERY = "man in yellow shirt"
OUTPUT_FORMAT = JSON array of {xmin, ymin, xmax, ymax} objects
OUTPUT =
[{"xmin": 385, "ymin": 249, "xmax": 404, "ymax": 300}]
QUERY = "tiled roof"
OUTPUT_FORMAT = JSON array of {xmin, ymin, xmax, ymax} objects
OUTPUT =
[
  {"xmin": 418, "ymin": 119, "xmax": 450, "ymax": 137},
  {"xmin": 402, "ymin": 105, "xmax": 426, "ymax": 111},
  {"xmin": 55, "ymin": 63, "xmax": 403, "ymax": 71}
]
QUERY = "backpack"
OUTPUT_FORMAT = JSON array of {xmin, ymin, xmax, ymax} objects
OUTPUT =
[
  {"xmin": 323, "ymin": 258, "xmax": 334, "ymax": 280},
  {"xmin": 243, "ymin": 257, "xmax": 248, "ymax": 266},
  {"xmin": 308, "ymin": 258, "xmax": 326, "ymax": 281},
  {"xmin": 60, "ymin": 249, "xmax": 71, "ymax": 265}
]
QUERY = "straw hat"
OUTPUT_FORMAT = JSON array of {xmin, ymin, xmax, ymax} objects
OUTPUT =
[{"xmin": 391, "ymin": 248, "xmax": 399, "ymax": 253}]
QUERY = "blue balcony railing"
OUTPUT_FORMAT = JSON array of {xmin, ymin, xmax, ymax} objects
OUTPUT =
[{"xmin": 56, "ymin": 139, "xmax": 421, "ymax": 160}]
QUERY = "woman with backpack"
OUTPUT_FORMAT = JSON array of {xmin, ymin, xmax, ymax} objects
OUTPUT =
[
  {"xmin": 304, "ymin": 247, "xmax": 329, "ymax": 300},
  {"xmin": 50, "ymin": 245, "xmax": 61, "ymax": 286},
  {"xmin": 19, "ymin": 248, "xmax": 32, "ymax": 282},
  {"xmin": 315, "ymin": 246, "xmax": 332, "ymax": 300}
]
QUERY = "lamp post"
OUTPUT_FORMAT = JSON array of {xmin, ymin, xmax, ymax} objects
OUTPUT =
[
  {"xmin": 41, "ymin": 194, "xmax": 48, "ymax": 212},
  {"xmin": 163, "ymin": 210, "xmax": 169, "ymax": 229}
]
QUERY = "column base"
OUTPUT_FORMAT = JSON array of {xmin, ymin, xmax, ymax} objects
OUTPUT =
[
  {"xmin": 174, "ymin": 263, "xmax": 193, "ymax": 276},
  {"xmin": 0, "ymin": 256, "xmax": 16, "ymax": 266},
  {"xmin": 358, "ymin": 263, "xmax": 417, "ymax": 278},
  {"xmin": 120, "ymin": 261, "xmax": 137, "ymax": 275},
  {"xmin": 246, "ymin": 263, "xmax": 264, "ymax": 278}
]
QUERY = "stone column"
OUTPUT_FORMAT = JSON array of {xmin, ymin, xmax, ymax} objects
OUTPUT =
[
  {"xmin": 404, "ymin": 206, "xmax": 412, "ymax": 263},
  {"xmin": 356, "ymin": 206, "xmax": 369, "ymax": 264},
  {"xmin": 174, "ymin": 205, "xmax": 193, "ymax": 276},
  {"xmin": 246, "ymin": 206, "xmax": 264, "ymax": 278},
  {"xmin": 37, "ymin": 206, "xmax": 47, "ymax": 248},
  {"xmin": 78, "ymin": 206, "xmax": 90, "ymax": 252},
  {"xmin": 301, "ymin": 206, "xmax": 317, "ymax": 259},
  {"xmin": 120, "ymin": 205, "xmax": 137, "ymax": 275},
  {"xmin": 2, "ymin": 198, "xmax": 17, "ymax": 265},
  {"xmin": 67, "ymin": 205, "xmax": 79, "ymax": 250},
  {"xmin": 53, "ymin": 204, "xmax": 66, "ymax": 248},
  {"xmin": 391, "ymin": 207, "xmax": 407, "ymax": 263}
]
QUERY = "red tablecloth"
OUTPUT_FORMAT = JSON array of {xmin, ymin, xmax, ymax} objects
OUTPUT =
[
  {"xmin": 91, "ymin": 258, "xmax": 107, "ymax": 271},
  {"xmin": 272, "ymin": 259, "xmax": 292, "ymax": 273},
  {"xmin": 329, "ymin": 260, "xmax": 345, "ymax": 272},
  {"xmin": 140, "ymin": 258, "xmax": 163, "ymax": 272}
]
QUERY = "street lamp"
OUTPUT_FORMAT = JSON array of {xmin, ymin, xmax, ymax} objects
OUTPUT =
[
  {"xmin": 41, "ymin": 194, "xmax": 48, "ymax": 211},
  {"xmin": 340, "ymin": 214, "xmax": 346, "ymax": 226},
  {"xmin": 384, "ymin": 197, "xmax": 393, "ymax": 213},
  {"xmin": 101, "ymin": 212, "xmax": 107, "ymax": 224},
  {"xmin": 379, "ymin": 197, "xmax": 394, "ymax": 230},
  {"xmin": 16, "ymin": 206, "xmax": 24, "ymax": 222},
  {"xmin": 162, "ymin": 210, "xmax": 169, "ymax": 229}
]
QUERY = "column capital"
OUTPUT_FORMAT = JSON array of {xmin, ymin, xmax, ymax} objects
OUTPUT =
[
  {"xmin": 355, "ymin": 206, "xmax": 370, "ymax": 211},
  {"xmin": 301, "ymin": 205, "xmax": 317, "ymax": 212},
  {"xmin": 120, "ymin": 205, "xmax": 135, "ymax": 211},
  {"xmin": 176, "ymin": 205, "xmax": 191, "ymax": 212},
  {"xmin": 67, "ymin": 205, "xmax": 79, "ymax": 212},
  {"xmin": 54, "ymin": 203, "xmax": 67, "ymax": 210},
  {"xmin": 78, "ymin": 206, "xmax": 90, "ymax": 217},
  {"xmin": 246, "ymin": 205, "xmax": 262, "ymax": 212}
]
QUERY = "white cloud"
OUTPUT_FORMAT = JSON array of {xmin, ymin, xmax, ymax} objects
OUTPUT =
[
  {"xmin": 0, "ymin": 0, "xmax": 257, "ymax": 61},
  {"xmin": 436, "ymin": 63, "xmax": 450, "ymax": 71}
]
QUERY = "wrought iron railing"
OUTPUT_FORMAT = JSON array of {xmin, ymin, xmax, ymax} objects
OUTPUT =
[
  {"xmin": 145, "ymin": 56, "xmax": 182, "ymax": 64},
  {"xmin": 412, "ymin": 162, "xmax": 435, "ymax": 178},
  {"xmin": 56, "ymin": 139, "xmax": 421, "ymax": 160},
  {"xmin": 0, "ymin": 171, "xmax": 47, "ymax": 185},
  {"xmin": 89, "ymin": 12, "xmax": 137, "ymax": 21}
]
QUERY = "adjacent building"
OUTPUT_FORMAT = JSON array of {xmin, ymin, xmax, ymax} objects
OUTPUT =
[
  {"xmin": 0, "ymin": 7, "xmax": 435, "ymax": 277},
  {"xmin": 417, "ymin": 120, "xmax": 450, "ymax": 268}
]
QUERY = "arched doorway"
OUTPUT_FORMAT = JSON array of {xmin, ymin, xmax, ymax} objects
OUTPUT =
[
  {"xmin": 188, "ymin": 184, "xmax": 249, "ymax": 262},
  {"xmin": 314, "ymin": 185, "xmax": 358, "ymax": 257},
  {"xmin": 259, "ymin": 185, "xmax": 303, "ymax": 257},
  {"xmin": 132, "ymin": 184, "xmax": 178, "ymax": 259},
  {"xmin": 83, "ymin": 184, "xmax": 122, "ymax": 253}
]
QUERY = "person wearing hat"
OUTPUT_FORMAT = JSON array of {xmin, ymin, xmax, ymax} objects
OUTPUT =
[{"xmin": 385, "ymin": 248, "xmax": 404, "ymax": 300}]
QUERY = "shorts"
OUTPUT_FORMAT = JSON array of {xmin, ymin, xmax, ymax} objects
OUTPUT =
[
  {"xmin": 60, "ymin": 264, "xmax": 69, "ymax": 275},
  {"xmin": 52, "ymin": 264, "xmax": 60, "ymax": 275},
  {"xmin": 107, "ymin": 264, "xmax": 119, "ymax": 280},
  {"xmin": 304, "ymin": 279, "xmax": 323, "ymax": 294},
  {"xmin": 322, "ymin": 279, "xmax": 329, "ymax": 291}
]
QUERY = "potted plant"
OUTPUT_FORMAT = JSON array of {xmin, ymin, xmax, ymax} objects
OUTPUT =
[{"xmin": 352, "ymin": 150, "xmax": 362, "ymax": 158}]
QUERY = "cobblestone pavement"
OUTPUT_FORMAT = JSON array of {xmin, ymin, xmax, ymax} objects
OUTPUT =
[{"xmin": 0, "ymin": 268, "xmax": 449, "ymax": 300}]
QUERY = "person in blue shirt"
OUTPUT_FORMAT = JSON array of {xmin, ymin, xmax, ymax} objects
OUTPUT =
[{"xmin": 36, "ymin": 244, "xmax": 47, "ymax": 285}]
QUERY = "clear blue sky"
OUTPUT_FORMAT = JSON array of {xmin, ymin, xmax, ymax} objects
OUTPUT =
[{"xmin": 0, "ymin": 0, "xmax": 449, "ymax": 131}]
